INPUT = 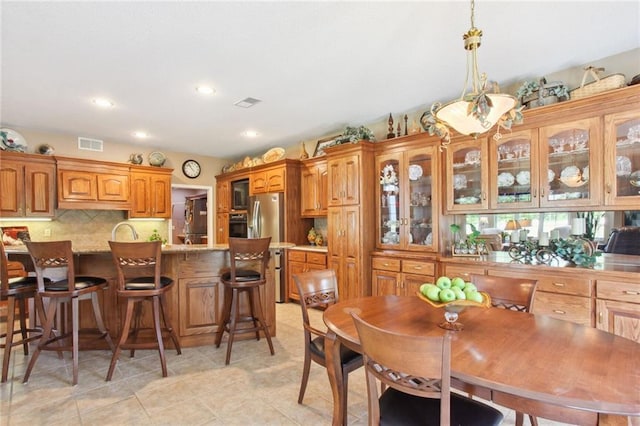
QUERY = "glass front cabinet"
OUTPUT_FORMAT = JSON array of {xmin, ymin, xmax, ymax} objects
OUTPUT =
[
  {"xmin": 376, "ymin": 146, "xmax": 439, "ymax": 252},
  {"xmin": 604, "ymin": 110, "xmax": 640, "ymax": 208},
  {"xmin": 445, "ymin": 138, "xmax": 489, "ymax": 212}
]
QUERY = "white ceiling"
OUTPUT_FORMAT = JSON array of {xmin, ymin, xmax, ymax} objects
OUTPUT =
[{"xmin": 1, "ymin": 1, "xmax": 639, "ymax": 159}]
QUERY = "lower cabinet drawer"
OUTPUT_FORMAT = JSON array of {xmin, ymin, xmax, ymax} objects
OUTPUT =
[
  {"xmin": 402, "ymin": 260, "xmax": 435, "ymax": 276},
  {"xmin": 533, "ymin": 292, "xmax": 593, "ymax": 326},
  {"xmin": 597, "ymin": 280, "xmax": 640, "ymax": 303},
  {"xmin": 372, "ymin": 257, "xmax": 401, "ymax": 272},
  {"xmin": 536, "ymin": 276, "xmax": 592, "ymax": 297},
  {"xmin": 307, "ymin": 252, "xmax": 327, "ymax": 266},
  {"xmin": 443, "ymin": 264, "xmax": 485, "ymax": 282},
  {"xmin": 288, "ymin": 250, "xmax": 307, "ymax": 262}
]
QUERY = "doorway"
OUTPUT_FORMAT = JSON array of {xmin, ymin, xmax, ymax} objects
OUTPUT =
[{"xmin": 170, "ymin": 184, "xmax": 213, "ymax": 245}]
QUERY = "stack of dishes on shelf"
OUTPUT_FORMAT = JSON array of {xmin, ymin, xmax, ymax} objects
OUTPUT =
[
  {"xmin": 516, "ymin": 170, "xmax": 530, "ymax": 186},
  {"xmin": 497, "ymin": 172, "xmax": 515, "ymax": 188},
  {"xmin": 560, "ymin": 165, "xmax": 585, "ymax": 187}
]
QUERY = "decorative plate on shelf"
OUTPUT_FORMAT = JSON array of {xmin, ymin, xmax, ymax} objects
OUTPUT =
[
  {"xmin": 464, "ymin": 150, "xmax": 481, "ymax": 165},
  {"xmin": 582, "ymin": 165, "xmax": 589, "ymax": 182},
  {"xmin": 148, "ymin": 151, "xmax": 166, "ymax": 167},
  {"xmin": 630, "ymin": 170, "xmax": 640, "ymax": 187},
  {"xmin": 560, "ymin": 165, "xmax": 584, "ymax": 187},
  {"xmin": 497, "ymin": 172, "xmax": 515, "ymax": 187},
  {"xmin": 548, "ymin": 169, "xmax": 556, "ymax": 183},
  {"xmin": 0, "ymin": 128, "xmax": 27, "ymax": 152},
  {"xmin": 453, "ymin": 174, "xmax": 467, "ymax": 190},
  {"xmin": 516, "ymin": 170, "xmax": 530, "ymax": 186},
  {"xmin": 454, "ymin": 196, "xmax": 480, "ymax": 205},
  {"xmin": 262, "ymin": 147, "xmax": 285, "ymax": 163},
  {"xmin": 408, "ymin": 164, "xmax": 423, "ymax": 181},
  {"xmin": 616, "ymin": 156, "xmax": 632, "ymax": 177}
]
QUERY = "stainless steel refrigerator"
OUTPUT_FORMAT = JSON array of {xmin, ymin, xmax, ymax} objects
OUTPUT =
[{"xmin": 248, "ymin": 193, "xmax": 285, "ymax": 302}]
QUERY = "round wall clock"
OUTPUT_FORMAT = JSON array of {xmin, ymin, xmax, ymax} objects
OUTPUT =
[{"xmin": 182, "ymin": 159, "xmax": 201, "ymax": 178}]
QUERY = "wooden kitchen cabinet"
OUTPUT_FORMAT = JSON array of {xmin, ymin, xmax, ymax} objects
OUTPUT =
[
  {"xmin": 300, "ymin": 157, "xmax": 328, "ymax": 217},
  {"xmin": 286, "ymin": 249, "xmax": 327, "ymax": 301},
  {"xmin": 603, "ymin": 110, "xmax": 640, "ymax": 208},
  {"xmin": 326, "ymin": 142, "xmax": 375, "ymax": 301},
  {"xmin": 376, "ymin": 141, "xmax": 439, "ymax": 252},
  {"xmin": 251, "ymin": 165, "xmax": 285, "ymax": 194},
  {"xmin": 216, "ymin": 178, "xmax": 231, "ymax": 213},
  {"xmin": 441, "ymin": 263, "xmax": 486, "ymax": 282},
  {"xmin": 129, "ymin": 167, "xmax": 172, "ymax": 218},
  {"xmin": 56, "ymin": 157, "xmax": 131, "ymax": 210},
  {"xmin": 372, "ymin": 255, "xmax": 435, "ymax": 296},
  {"xmin": 596, "ymin": 279, "xmax": 640, "ymax": 343},
  {"xmin": 445, "ymin": 138, "xmax": 490, "ymax": 212},
  {"xmin": 0, "ymin": 151, "xmax": 55, "ymax": 217},
  {"xmin": 216, "ymin": 212, "xmax": 229, "ymax": 244}
]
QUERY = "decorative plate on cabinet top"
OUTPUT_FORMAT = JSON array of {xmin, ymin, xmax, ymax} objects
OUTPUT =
[
  {"xmin": 516, "ymin": 170, "xmax": 530, "ymax": 186},
  {"xmin": 148, "ymin": 151, "xmax": 167, "ymax": 167},
  {"xmin": 0, "ymin": 128, "xmax": 27, "ymax": 152},
  {"xmin": 262, "ymin": 147, "xmax": 285, "ymax": 163},
  {"xmin": 497, "ymin": 172, "xmax": 515, "ymax": 187},
  {"xmin": 616, "ymin": 156, "xmax": 632, "ymax": 177},
  {"xmin": 408, "ymin": 164, "xmax": 423, "ymax": 181}
]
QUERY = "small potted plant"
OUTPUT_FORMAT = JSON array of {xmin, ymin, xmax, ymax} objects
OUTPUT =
[
  {"xmin": 148, "ymin": 229, "xmax": 167, "ymax": 245},
  {"xmin": 335, "ymin": 126, "xmax": 376, "ymax": 144}
]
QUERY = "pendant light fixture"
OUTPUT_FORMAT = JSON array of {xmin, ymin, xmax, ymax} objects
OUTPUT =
[{"xmin": 422, "ymin": 0, "xmax": 522, "ymax": 149}]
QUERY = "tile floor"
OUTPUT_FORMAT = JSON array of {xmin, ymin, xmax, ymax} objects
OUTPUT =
[{"xmin": 1, "ymin": 303, "xmax": 573, "ymax": 425}]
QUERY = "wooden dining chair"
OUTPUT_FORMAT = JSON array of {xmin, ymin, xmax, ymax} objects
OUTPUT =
[
  {"xmin": 106, "ymin": 241, "xmax": 181, "ymax": 381},
  {"xmin": 23, "ymin": 240, "xmax": 114, "ymax": 385},
  {"xmin": 1, "ymin": 243, "xmax": 51, "ymax": 382},
  {"xmin": 214, "ymin": 237, "xmax": 274, "ymax": 365},
  {"xmin": 351, "ymin": 312, "xmax": 504, "ymax": 426},
  {"xmin": 292, "ymin": 269, "xmax": 363, "ymax": 405}
]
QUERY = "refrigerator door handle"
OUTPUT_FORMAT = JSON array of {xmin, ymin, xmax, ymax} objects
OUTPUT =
[{"xmin": 251, "ymin": 200, "xmax": 261, "ymax": 238}]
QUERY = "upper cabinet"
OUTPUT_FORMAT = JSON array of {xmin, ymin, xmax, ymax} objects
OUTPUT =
[
  {"xmin": 57, "ymin": 157, "xmax": 131, "ymax": 210},
  {"xmin": 442, "ymin": 85, "xmax": 640, "ymax": 212},
  {"xmin": 250, "ymin": 165, "xmax": 285, "ymax": 194},
  {"xmin": 0, "ymin": 151, "xmax": 56, "ymax": 217},
  {"xmin": 129, "ymin": 167, "xmax": 172, "ymax": 218},
  {"xmin": 216, "ymin": 178, "xmax": 231, "ymax": 213},
  {"xmin": 300, "ymin": 157, "xmax": 328, "ymax": 217},
  {"xmin": 376, "ymin": 143, "xmax": 439, "ymax": 252},
  {"xmin": 603, "ymin": 110, "xmax": 640, "ymax": 208},
  {"xmin": 327, "ymin": 153, "xmax": 360, "ymax": 206}
]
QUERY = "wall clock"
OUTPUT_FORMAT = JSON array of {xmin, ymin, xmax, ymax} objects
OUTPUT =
[{"xmin": 182, "ymin": 159, "xmax": 201, "ymax": 178}]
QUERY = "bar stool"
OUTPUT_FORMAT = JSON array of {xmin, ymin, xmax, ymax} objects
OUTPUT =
[
  {"xmin": 106, "ymin": 241, "xmax": 181, "ymax": 381},
  {"xmin": 215, "ymin": 237, "xmax": 274, "ymax": 365},
  {"xmin": 1, "ymin": 243, "xmax": 51, "ymax": 382},
  {"xmin": 23, "ymin": 240, "xmax": 114, "ymax": 385}
]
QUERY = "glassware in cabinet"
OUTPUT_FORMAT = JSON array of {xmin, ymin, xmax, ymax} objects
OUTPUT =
[
  {"xmin": 445, "ymin": 138, "xmax": 489, "ymax": 212},
  {"xmin": 604, "ymin": 111, "xmax": 640, "ymax": 207},
  {"xmin": 538, "ymin": 117, "xmax": 602, "ymax": 208},
  {"xmin": 378, "ymin": 155, "xmax": 401, "ymax": 247},
  {"xmin": 489, "ymin": 129, "xmax": 538, "ymax": 209}
]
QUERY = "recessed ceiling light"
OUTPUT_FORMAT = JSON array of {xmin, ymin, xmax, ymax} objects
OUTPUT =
[
  {"xmin": 133, "ymin": 131, "xmax": 148, "ymax": 139},
  {"xmin": 243, "ymin": 130, "xmax": 259, "ymax": 138},
  {"xmin": 196, "ymin": 86, "xmax": 215, "ymax": 95},
  {"xmin": 92, "ymin": 98, "xmax": 114, "ymax": 108}
]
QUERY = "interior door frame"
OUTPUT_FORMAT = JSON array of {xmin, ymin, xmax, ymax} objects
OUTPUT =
[{"xmin": 170, "ymin": 183, "xmax": 214, "ymax": 245}]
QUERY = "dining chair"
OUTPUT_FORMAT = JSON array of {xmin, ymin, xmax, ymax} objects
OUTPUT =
[
  {"xmin": 292, "ymin": 269, "xmax": 363, "ymax": 404},
  {"xmin": 22, "ymin": 240, "xmax": 114, "ymax": 385},
  {"xmin": 106, "ymin": 241, "xmax": 181, "ymax": 381},
  {"xmin": 214, "ymin": 237, "xmax": 274, "ymax": 365},
  {"xmin": 351, "ymin": 312, "xmax": 504, "ymax": 426},
  {"xmin": 1, "ymin": 243, "xmax": 51, "ymax": 382}
]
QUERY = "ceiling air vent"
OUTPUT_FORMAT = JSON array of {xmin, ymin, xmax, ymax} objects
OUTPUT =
[
  {"xmin": 234, "ymin": 97, "xmax": 262, "ymax": 108},
  {"xmin": 77, "ymin": 137, "xmax": 103, "ymax": 152}
]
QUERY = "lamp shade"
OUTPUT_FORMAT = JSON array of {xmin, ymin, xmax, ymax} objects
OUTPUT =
[
  {"xmin": 435, "ymin": 94, "xmax": 517, "ymax": 137},
  {"xmin": 504, "ymin": 219, "xmax": 521, "ymax": 231}
]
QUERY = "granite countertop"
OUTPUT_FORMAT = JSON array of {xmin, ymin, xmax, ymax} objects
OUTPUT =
[{"xmin": 4, "ymin": 242, "xmax": 296, "ymax": 254}]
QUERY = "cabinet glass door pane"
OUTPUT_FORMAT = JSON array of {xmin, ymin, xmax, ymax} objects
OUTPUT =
[
  {"xmin": 408, "ymin": 152, "xmax": 433, "ymax": 247},
  {"xmin": 379, "ymin": 158, "xmax": 400, "ymax": 246},
  {"xmin": 614, "ymin": 117, "xmax": 640, "ymax": 197},
  {"xmin": 451, "ymin": 145, "xmax": 482, "ymax": 207},
  {"xmin": 546, "ymin": 127, "xmax": 590, "ymax": 202},
  {"xmin": 495, "ymin": 137, "xmax": 532, "ymax": 206}
]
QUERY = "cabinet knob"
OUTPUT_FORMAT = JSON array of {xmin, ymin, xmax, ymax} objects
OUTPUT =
[
  {"xmin": 552, "ymin": 309, "xmax": 566, "ymax": 315},
  {"xmin": 532, "ymin": 188, "xmax": 537, "ymax": 198},
  {"xmin": 598, "ymin": 311, "xmax": 603, "ymax": 323},
  {"xmin": 552, "ymin": 282, "xmax": 565, "ymax": 287},
  {"xmin": 605, "ymin": 184, "xmax": 612, "ymax": 194},
  {"xmin": 540, "ymin": 188, "xmax": 546, "ymax": 198},
  {"xmin": 623, "ymin": 290, "xmax": 639, "ymax": 296}
]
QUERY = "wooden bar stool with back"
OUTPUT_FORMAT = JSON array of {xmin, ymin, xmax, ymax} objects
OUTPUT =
[
  {"xmin": 215, "ymin": 237, "xmax": 274, "ymax": 365},
  {"xmin": 22, "ymin": 240, "xmax": 114, "ymax": 385},
  {"xmin": 106, "ymin": 240, "xmax": 181, "ymax": 381},
  {"xmin": 1, "ymin": 243, "xmax": 51, "ymax": 383}
]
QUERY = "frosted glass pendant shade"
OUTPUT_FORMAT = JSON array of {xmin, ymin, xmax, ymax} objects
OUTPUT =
[{"xmin": 435, "ymin": 93, "xmax": 517, "ymax": 137}]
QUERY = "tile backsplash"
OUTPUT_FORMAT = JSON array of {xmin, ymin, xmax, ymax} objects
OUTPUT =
[{"xmin": 1, "ymin": 210, "xmax": 168, "ymax": 246}]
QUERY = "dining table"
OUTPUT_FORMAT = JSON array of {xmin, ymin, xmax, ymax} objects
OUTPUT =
[{"xmin": 323, "ymin": 295, "xmax": 640, "ymax": 426}]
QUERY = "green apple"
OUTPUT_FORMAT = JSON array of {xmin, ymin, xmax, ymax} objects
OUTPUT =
[
  {"xmin": 436, "ymin": 276, "xmax": 452, "ymax": 290},
  {"xmin": 467, "ymin": 291, "xmax": 484, "ymax": 303},
  {"xmin": 426, "ymin": 286, "xmax": 441, "ymax": 302},
  {"xmin": 452, "ymin": 287, "xmax": 466, "ymax": 300},
  {"xmin": 451, "ymin": 277, "xmax": 466, "ymax": 289},
  {"xmin": 419, "ymin": 283, "xmax": 435, "ymax": 296},
  {"xmin": 463, "ymin": 283, "xmax": 477, "ymax": 292},
  {"xmin": 438, "ymin": 288, "xmax": 456, "ymax": 302}
]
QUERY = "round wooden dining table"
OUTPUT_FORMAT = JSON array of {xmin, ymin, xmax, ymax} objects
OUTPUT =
[{"xmin": 323, "ymin": 295, "xmax": 640, "ymax": 426}]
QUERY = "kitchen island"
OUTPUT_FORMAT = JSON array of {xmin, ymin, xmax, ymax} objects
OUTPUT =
[{"xmin": 7, "ymin": 243, "xmax": 294, "ymax": 348}]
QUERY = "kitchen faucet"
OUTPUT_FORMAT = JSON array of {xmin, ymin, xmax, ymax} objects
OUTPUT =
[{"xmin": 111, "ymin": 222, "xmax": 139, "ymax": 241}]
